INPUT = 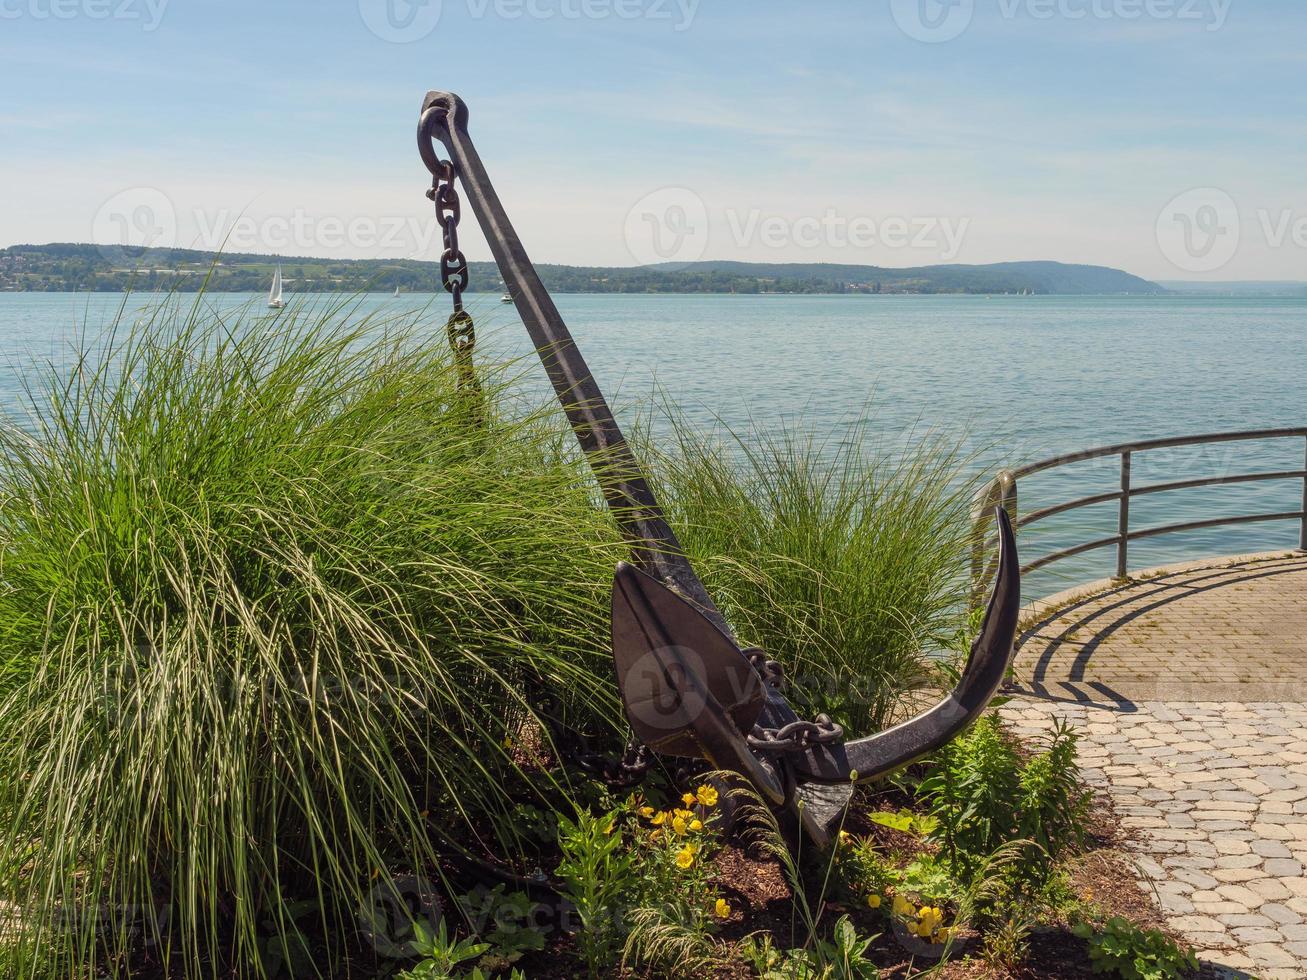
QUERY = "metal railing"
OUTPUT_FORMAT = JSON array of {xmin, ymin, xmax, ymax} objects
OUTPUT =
[{"xmin": 971, "ymin": 427, "xmax": 1307, "ymax": 602}]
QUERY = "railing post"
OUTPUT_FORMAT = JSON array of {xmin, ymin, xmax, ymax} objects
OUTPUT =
[
  {"xmin": 970, "ymin": 478, "xmax": 999, "ymax": 611},
  {"xmin": 999, "ymin": 468, "xmax": 1018, "ymax": 527},
  {"xmin": 969, "ymin": 470, "xmax": 1017, "ymax": 611},
  {"xmin": 1300, "ymin": 436, "xmax": 1307, "ymax": 552},
  {"xmin": 1117, "ymin": 451, "xmax": 1132, "ymax": 579}
]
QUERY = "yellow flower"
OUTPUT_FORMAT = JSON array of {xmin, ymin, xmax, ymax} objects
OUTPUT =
[
  {"xmin": 639, "ymin": 806, "xmax": 656, "ymax": 818},
  {"xmin": 892, "ymin": 894, "xmax": 914, "ymax": 917},
  {"xmin": 650, "ymin": 811, "xmax": 668, "ymax": 827},
  {"xmin": 866, "ymin": 894, "xmax": 881, "ymax": 910},
  {"xmin": 917, "ymin": 920, "xmax": 934, "ymax": 938},
  {"xmin": 696, "ymin": 784, "xmax": 719, "ymax": 807},
  {"xmin": 674, "ymin": 808, "xmax": 694, "ymax": 820},
  {"xmin": 672, "ymin": 814, "xmax": 689, "ymax": 836},
  {"xmin": 682, "ymin": 792, "xmax": 697, "ymax": 807},
  {"xmin": 675, "ymin": 844, "xmax": 696, "ymax": 869},
  {"xmin": 838, "ymin": 830, "xmax": 852, "ymax": 847},
  {"xmin": 933, "ymin": 927, "xmax": 952, "ymax": 945},
  {"xmin": 689, "ymin": 818, "xmax": 703, "ymax": 832},
  {"xmin": 502, "ymin": 735, "xmax": 514, "ymax": 749},
  {"xmin": 714, "ymin": 897, "xmax": 731, "ymax": 919},
  {"xmin": 650, "ymin": 828, "xmax": 663, "ymax": 842}
]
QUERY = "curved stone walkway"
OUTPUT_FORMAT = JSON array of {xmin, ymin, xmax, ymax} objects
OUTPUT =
[{"xmin": 1003, "ymin": 552, "xmax": 1307, "ymax": 980}]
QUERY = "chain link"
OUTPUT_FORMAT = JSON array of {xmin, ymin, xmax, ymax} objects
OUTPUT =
[
  {"xmin": 426, "ymin": 161, "xmax": 482, "ymax": 423},
  {"xmin": 744, "ymin": 649, "xmax": 845, "ymax": 755}
]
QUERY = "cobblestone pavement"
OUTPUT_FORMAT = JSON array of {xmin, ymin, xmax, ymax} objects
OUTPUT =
[
  {"xmin": 1002, "ymin": 554, "xmax": 1307, "ymax": 979},
  {"xmin": 1013, "ymin": 552, "xmax": 1307, "ymax": 702}
]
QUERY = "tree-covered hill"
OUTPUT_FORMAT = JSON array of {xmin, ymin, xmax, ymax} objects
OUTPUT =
[{"xmin": 0, "ymin": 244, "xmax": 1163, "ymax": 295}]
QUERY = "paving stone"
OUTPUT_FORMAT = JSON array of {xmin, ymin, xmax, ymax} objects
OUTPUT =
[
  {"xmin": 1251, "ymin": 839, "xmax": 1293, "ymax": 858},
  {"xmin": 1211, "ymin": 868, "xmax": 1264, "ymax": 883},
  {"xmin": 1232, "ymin": 925, "xmax": 1284, "ymax": 944},
  {"xmin": 1259, "ymin": 903, "xmax": 1303, "ymax": 925},
  {"xmin": 1171, "ymin": 914, "xmax": 1226, "ymax": 933},
  {"xmin": 1216, "ymin": 912, "xmax": 1274, "ymax": 928},
  {"xmin": 1246, "ymin": 878, "xmax": 1293, "ymax": 901}
]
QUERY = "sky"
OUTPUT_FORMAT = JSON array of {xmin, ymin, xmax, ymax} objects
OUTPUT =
[{"xmin": 2, "ymin": 0, "xmax": 1305, "ymax": 282}]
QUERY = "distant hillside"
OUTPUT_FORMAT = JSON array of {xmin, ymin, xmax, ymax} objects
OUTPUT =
[
  {"xmin": 659, "ymin": 260, "xmax": 1164, "ymax": 295},
  {"xmin": 0, "ymin": 244, "xmax": 1163, "ymax": 296}
]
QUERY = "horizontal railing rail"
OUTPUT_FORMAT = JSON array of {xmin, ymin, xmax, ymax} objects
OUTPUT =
[{"xmin": 970, "ymin": 427, "xmax": 1307, "ymax": 603}]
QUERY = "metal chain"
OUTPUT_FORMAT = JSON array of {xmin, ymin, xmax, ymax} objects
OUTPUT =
[
  {"xmin": 426, "ymin": 160, "xmax": 483, "ymax": 423},
  {"xmin": 745, "ymin": 649, "xmax": 845, "ymax": 755}
]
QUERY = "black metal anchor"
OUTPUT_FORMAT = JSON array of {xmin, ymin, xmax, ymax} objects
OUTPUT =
[{"xmin": 417, "ymin": 91, "xmax": 1021, "ymax": 844}]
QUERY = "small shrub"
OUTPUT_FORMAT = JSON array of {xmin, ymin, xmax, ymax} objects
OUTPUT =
[
  {"xmin": 742, "ymin": 917, "xmax": 881, "ymax": 979},
  {"xmin": 553, "ymin": 785, "xmax": 730, "ymax": 978},
  {"xmin": 917, "ymin": 714, "xmax": 1090, "ymax": 882},
  {"xmin": 1072, "ymin": 918, "xmax": 1199, "ymax": 980},
  {"xmin": 555, "ymin": 807, "xmax": 635, "ymax": 976},
  {"xmin": 398, "ymin": 920, "xmax": 490, "ymax": 979}
]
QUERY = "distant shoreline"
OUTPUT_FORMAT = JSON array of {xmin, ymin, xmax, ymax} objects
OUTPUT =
[{"xmin": 2, "ymin": 244, "xmax": 1167, "ymax": 297}]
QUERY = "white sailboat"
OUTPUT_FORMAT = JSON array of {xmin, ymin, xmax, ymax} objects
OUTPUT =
[
  {"xmin": 393, "ymin": 286, "xmax": 401, "ymax": 298},
  {"xmin": 267, "ymin": 264, "xmax": 286, "ymax": 309}
]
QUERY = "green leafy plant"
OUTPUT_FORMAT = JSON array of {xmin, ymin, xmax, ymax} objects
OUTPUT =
[
  {"xmin": 398, "ymin": 920, "xmax": 490, "ymax": 979},
  {"xmin": 865, "ymin": 809, "xmax": 939, "ymax": 837},
  {"xmin": 1072, "ymin": 918, "xmax": 1199, "ymax": 980},
  {"xmin": 896, "ymin": 854, "xmax": 959, "ymax": 908},
  {"xmin": 453, "ymin": 885, "xmax": 546, "ymax": 973},
  {"xmin": 555, "ymin": 807, "xmax": 636, "ymax": 976},
  {"xmin": 917, "ymin": 714, "xmax": 1089, "ymax": 882},
  {"xmin": 742, "ymin": 917, "xmax": 880, "ymax": 979}
]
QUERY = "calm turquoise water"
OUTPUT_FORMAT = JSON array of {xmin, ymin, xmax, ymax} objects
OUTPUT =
[{"xmin": 2, "ymin": 292, "xmax": 1304, "ymax": 598}]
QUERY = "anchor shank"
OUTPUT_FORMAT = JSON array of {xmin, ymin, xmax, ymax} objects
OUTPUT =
[{"xmin": 418, "ymin": 91, "xmax": 720, "ymax": 626}]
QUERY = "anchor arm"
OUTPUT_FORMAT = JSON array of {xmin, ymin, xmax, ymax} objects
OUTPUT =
[{"xmin": 793, "ymin": 506, "xmax": 1022, "ymax": 785}]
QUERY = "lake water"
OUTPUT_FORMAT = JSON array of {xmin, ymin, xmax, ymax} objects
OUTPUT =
[{"xmin": 1, "ymin": 291, "xmax": 1303, "ymax": 599}]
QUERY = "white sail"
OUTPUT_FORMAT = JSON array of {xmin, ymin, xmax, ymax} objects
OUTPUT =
[{"xmin": 268, "ymin": 264, "xmax": 285, "ymax": 308}]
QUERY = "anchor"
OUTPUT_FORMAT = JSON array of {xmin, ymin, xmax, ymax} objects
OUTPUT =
[{"xmin": 417, "ymin": 91, "xmax": 1021, "ymax": 844}]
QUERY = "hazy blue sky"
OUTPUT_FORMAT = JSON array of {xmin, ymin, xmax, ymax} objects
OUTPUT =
[{"xmin": 3, "ymin": 0, "xmax": 1304, "ymax": 280}]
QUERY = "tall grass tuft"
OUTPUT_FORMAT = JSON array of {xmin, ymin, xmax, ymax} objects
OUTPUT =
[
  {"xmin": 0, "ymin": 298, "xmax": 626, "ymax": 976},
  {"xmin": 653, "ymin": 419, "xmax": 978, "ymax": 734}
]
